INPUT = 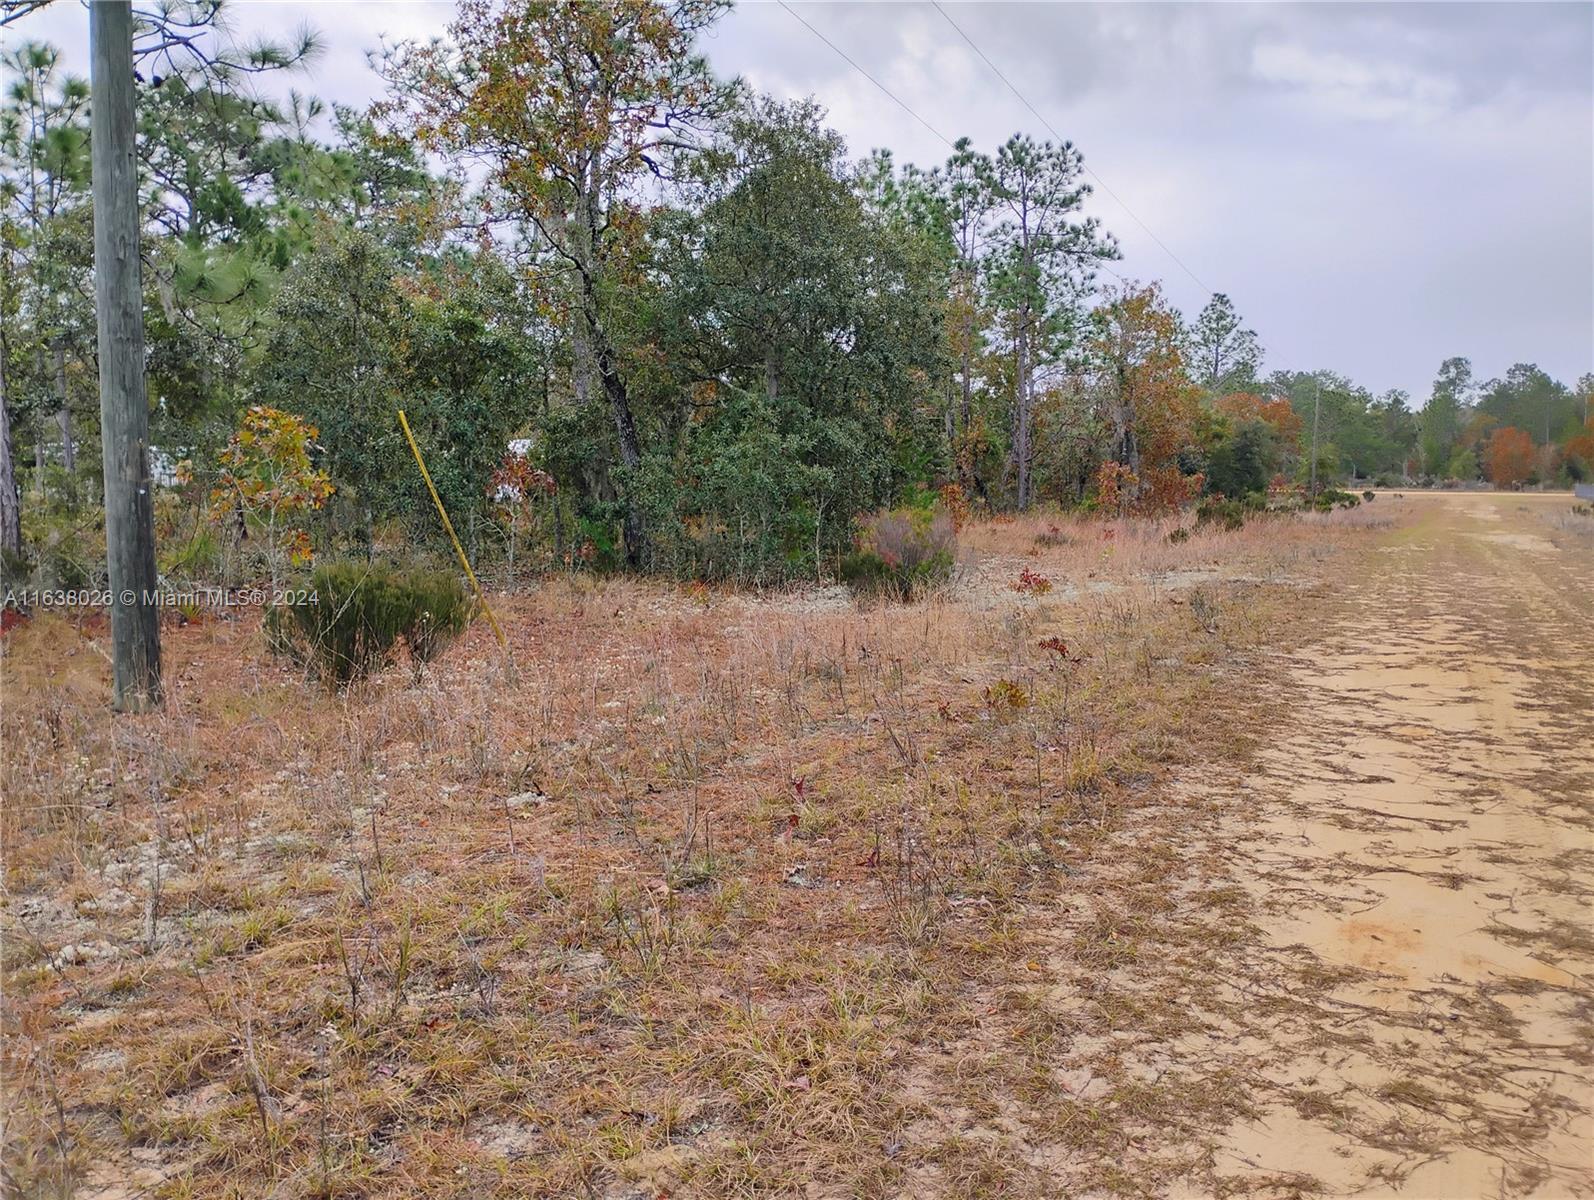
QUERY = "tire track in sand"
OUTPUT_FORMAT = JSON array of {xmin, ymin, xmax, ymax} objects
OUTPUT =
[{"xmin": 1215, "ymin": 493, "xmax": 1593, "ymax": 1199}]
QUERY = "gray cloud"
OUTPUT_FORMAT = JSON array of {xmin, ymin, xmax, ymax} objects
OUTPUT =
[{"xmin": 10, "ymin": 0, "xmax": 1591, "ymax": 403}]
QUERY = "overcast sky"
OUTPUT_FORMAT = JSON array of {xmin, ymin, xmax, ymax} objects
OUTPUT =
[{"xmin": 11, "ymin": 1, "xmax": 1593, "ymax": 406}]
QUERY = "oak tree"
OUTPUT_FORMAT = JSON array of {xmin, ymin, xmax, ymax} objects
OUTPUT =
[{"xmin": 383, "ymin": 0, "xmax": 730, "ymax": 565}]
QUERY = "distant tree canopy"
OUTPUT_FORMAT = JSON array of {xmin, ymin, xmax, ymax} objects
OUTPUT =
[
  {"xmin": 1410, "ymin": 358, "xmax": 1587, "ymax": 487},
  {"xmin": 1476, "ymin": 365, "xmax": 1579, "ymax": 446},
  {"xmin": 2, "ymin": 0, "xmax": 1587, "ymax": 585},
  {"xmin": 254, "ymin": 230, "xmax": 540, "ymax": 546}
]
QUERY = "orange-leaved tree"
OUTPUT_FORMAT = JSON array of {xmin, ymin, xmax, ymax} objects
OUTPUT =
[
  {"xmin": 1484, "ymin": 426, "xmax": 1535, "ymax": 488},
  {"xmin": 1215, "ymin": 391, "xmax": 1303, "ymax": 453},
  {"xmin": 211, "ymin": 406, "xmax": 334, "ymax": 587},
  {"xmin": 1091, "ymin": 282, "xmax": 1202, "ymax": 514}
]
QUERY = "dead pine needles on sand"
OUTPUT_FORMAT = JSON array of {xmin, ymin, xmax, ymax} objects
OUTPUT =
[{"xmin": 4, "ymin": 504, "xmax": 1399, "ymax": 1198}]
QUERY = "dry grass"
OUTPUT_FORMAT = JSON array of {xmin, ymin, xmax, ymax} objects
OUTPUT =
[
  {"xmin": 1, "ymin": 507, "xmax": 1379, "ymax": 1198},
  {"xmin": 958, "ymin": 502, "xmax": 1390, "ymax": 584}
]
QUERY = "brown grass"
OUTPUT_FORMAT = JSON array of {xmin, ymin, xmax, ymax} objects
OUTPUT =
[{"xmin": 0, "ymin": 508, "xmax": 1378, "ymax": 1198}]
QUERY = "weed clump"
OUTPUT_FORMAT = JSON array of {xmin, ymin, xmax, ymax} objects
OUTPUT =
[
  {"xmin": 841, "ymin": 506, "xmax": 956, "ymax": 601},
  {"xmin": 1196, "ymin": 497, "xmax": 1248, "ymax": 531},
  {"xmin": 266, "ymin": 560, "xmax": 474, "ymax": 685},
  {"xmin": 1035, "ymin": 523, "xmax": 1072, "ymax": 548},
  {"xmin": 1012, "ymin": 567, "xmax": 1054, "ymax": 595},
  {"xmin": 983, "ymin": 677, "xmax": 1029, "ymax": 711}
]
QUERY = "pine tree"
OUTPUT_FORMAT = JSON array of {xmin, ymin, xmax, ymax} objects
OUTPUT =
[
  {"xmin": 1421, "ymin": 356, "xmax": 1471, "ymax": 476},
  {"xmin": 985, "ymin": 134, "xmax": 1115, "ymax": 509},
  {"xmin": 1187, "ymin": 292, "xmax": 1260, "ymax": 394}
]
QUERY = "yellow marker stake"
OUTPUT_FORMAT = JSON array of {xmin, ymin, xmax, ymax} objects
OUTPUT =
[{"xmin": 397, "ymin": 409, "xmax": 507, "ymax": 650}]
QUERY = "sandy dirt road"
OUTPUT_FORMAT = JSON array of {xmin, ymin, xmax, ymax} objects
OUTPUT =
[{"xmin": 1216, "ymin": 493, "xmax": 1594, "ymax": 1197}]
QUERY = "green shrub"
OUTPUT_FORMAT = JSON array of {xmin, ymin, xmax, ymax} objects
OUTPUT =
[
  {"xmin": 266, "ymin": 561, "xmax": 474, "ymax": 685},
  {"xmin": 401, "ymin": 569, "xmax": 474, "ymax": 666},
  {"xmin": 1204, "ymin": 419, "xmax": 1273, "ymax": 500},
  {"xmin": 841, "ymin": 506, "xmax": 955, "ymax": 601},
  {"xmin": 159, "ymin": 529, "xmax": 223, "ymax": 581},
  {"xmin": 1313, "ymin": 488, "xmax": 1361, "ymax": 512},
  {"xmin": 630, "ymin": 391, "xmax": 880, "ymax": 587},
  {"xmin": 33, "ymin": 540, "xmax": 97, "ymax": 591},
  {"xmin": 0, "ymin": 545, "xmax": 28, "ymax": 590},
  {"xmin": 13, "ymin": 505, "xmax": 104, "ymax": 592},
  {"xmin": 1195, "ymin": 498, "xmax": 1247, "ymax": 532}
]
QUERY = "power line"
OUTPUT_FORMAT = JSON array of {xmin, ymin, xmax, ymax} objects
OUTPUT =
[
  {"xmin": 775, "ymin": 1, "xmax": 954, "ymax": 149},
  {"xmin": 930, "ymin": 0, "xmax": 1213, "ymax": 297},
  {"xmin": 776, "ymin": 1, "xmax": 1128, "ymax": 287}
]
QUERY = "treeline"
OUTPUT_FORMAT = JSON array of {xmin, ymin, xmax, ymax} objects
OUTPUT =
[{"xmin": 3, "ymin": 2, "xmax": 1591, "ymax": 592}]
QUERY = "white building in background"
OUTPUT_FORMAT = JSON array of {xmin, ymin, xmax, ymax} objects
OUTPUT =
[{"xmin": 147, "ymin": 446, "xmax": 188, "ymax": 488}]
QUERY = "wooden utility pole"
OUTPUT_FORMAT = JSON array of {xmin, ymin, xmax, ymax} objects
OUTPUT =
[{"xmin": 90, "ymin": 0, "xmax": 162, "ymax": 711}]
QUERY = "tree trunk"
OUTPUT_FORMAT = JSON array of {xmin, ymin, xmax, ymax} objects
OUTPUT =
[
  {"xmin": 957, "ymin": 270, "xmax": 974, "ymax": 489},
  {"xmin": 572, "ymin": 181, "xmax": 643, "ymax": 567},
  {"xmin": 53, "ymin": 338, "xmax": 75, "ymax": 477},
  {"xmin": 584, "ymin": 299, "xmax": 645, "ymax": 569},
  {"xmin": 0, "ymin": 351, "xmax": 20, "ymax": 559},
  {"xmin": 1014, "ymin": 305, "xmax": 1031, "ymax": 510},
  {"xmin": 570, "ymin": 312, "xmax": 596, "ymax": 404},
  {"xmin": 960, "ymin": 355, "xmax": 973, "ymax": 438},
  {"xmin": 960, "ymin": 273, "xmax": 975, "ymax": 435},
  {"xmin": 91, "ymin": 0, "xmax": 162, "ymax": 711},
  {"xmin": 32, "ymin": 346, "xmax": 46, "ymax": 496},
  {"xmin": 598, "ymin": 356, "xmax": 645, "ymax": 567},
  {"xmin": 1110, "ymin": 363, "xmax": 1135, "ymax": 474}
]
